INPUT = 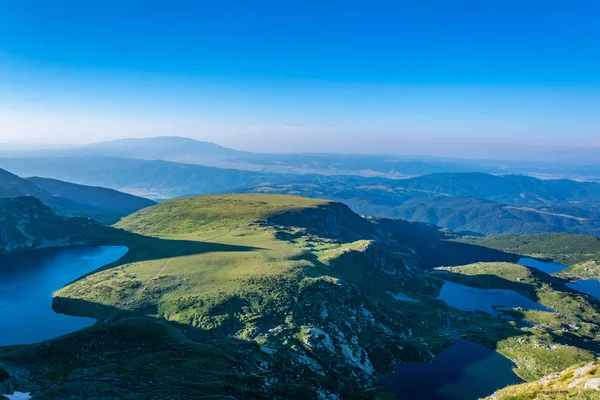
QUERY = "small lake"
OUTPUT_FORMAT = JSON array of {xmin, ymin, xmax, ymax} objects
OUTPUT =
[
  {"xmin": 381, "ymin": 340, "xmax": 522, "ymax": 400},
  {"xmin": 0, "ymin": 246, "xmax": 128, "ymax": 346},
  {"xmin": 567, "ymin": 279, "xmax": 600, "ymax": 300},
  {"xmin": 437, "ymin": 281, "xmax": 553, "ymax": 315},
  {"xmin": 518, "ymin": 257, "xmax": 568, "ymax": 274},
  {"xmin": 517, "ymin": 258, "xmax": 600, "ymax": 301}
]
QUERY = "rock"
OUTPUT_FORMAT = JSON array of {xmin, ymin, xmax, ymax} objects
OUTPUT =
[
  {"xmin": 574, "ymin": 363, "xmax": 595, "ymax": 377},
  {"xmin": 568, "ymin": 377, "xmax": 588, "ymax": 388},
  {"xmin": 539, "ymin": 372, "xmax": 560, "ymax": 384},
  {"xmin": 316, "ymin": 389, "xmax": 341, "ymax": 400},
  {"xmin": 259, "ymin": 345, "xmax": 277, "ymax": 355},
  {"xmin": 0, "ymin": 368, "xmax": 12, "ymax": 396},
  {"xmin": 585, "ymin": 378, "xmax": 600, "ymax": 391}
]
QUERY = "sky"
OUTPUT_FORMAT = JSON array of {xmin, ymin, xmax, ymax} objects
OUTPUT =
[{"xmin": 0, "ymin": 0, "xmax": 599, "ymax": 158}]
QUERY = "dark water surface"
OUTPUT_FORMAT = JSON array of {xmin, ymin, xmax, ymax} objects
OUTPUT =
[
  {"xmin": 437, "ymin": 281, "xmax": 553, "ymax": 315},
  {"xmin": 0, "ymin": 246, "xmax": 127, "ymax": 346},
  {"xmin": 517, "ymin": 258, "xmax": 600, "ymax": 300},
  {"xmin": 518, "ymin": 257, "xmax": 568, "ymax": 274},
  {"xmin": 381, "ymin": 340, "xmax": 522, "ymax": 400},
  {"xmin": 567, "ymin": 279, "xmax": 600, "ymax": 300}
]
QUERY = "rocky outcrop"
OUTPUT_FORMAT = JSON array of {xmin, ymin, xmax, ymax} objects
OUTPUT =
[
  {"xmin": 0, "ymin": 196, "xmax": 111, "ymax": 253},
  {"xmin": 0, "ymin": 368, "xmax": 10, "ymax": 394},
  {"xmin": 268, "ymin": 202, "xmax": 375, "ymax": 242}
]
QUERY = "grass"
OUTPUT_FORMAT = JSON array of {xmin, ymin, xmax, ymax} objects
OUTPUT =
[
  {"xmin": 487, "ymin": 362, "xmax": 600, "ymax": 399},
  {"xmin": 115, "ymin": 194, "xmax": 329, "ymax": 234},
  {"xmin": 3, "ymin": 194, "xmax": 600, "ymax": 399}
]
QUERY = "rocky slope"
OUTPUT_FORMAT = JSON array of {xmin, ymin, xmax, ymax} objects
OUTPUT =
[{"xmin": 0, "ymin": 196, "xmax": 112, "ymax": 253}]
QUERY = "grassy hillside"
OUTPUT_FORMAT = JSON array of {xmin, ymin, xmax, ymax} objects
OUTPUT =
[
  {"xmin": 0, "ymin": 195, "xmax": 448, "ymax": 398},
  {"xmin": 2, "ymin": 194, "xmax": 600, "ymax": 399},
  {"xmin": 116, "ymin": 194, "xmax": 330, "ymax": 234},
  {"xmin": 487, "ymin": 362, "xmax": 600, "ymax": 399}
]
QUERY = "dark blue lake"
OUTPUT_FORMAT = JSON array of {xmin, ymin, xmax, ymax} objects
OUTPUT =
[
  {"xmin": 437, "ymin": 281, "xmax": 553, "ymax": 315},
  {"xmin": 516, "ymin": 258, "xmax": 600, "ymax": 301},
  {"xmin": 518, "ymin": 258, "xmax": 568, "ymax": 274},
  {"xmin": 381, "ymin": 340, "xmax": 522, "ymax": 400},
  {"xmin": 0, "ymin": 246, "xmax": 127, "ymax": 346},
  {"xmin": 567, "ymin": 279, "xmax": 600, "ymax": 300}
]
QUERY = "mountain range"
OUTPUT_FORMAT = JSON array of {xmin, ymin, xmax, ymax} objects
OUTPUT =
[
  {"xmin": 3, "ymin": 136, "xmax": 600, "ymax": 181},
  {"xmin": 0, "ymin": 167, "xmax": 155, "ymax": 224},
  {"xmin": 246, "ymin": 174, "xmax": 600, "ymax": 236},
  {"xmin": 1, "ymin": 136, "xmax": 600, "ymax": 237}
]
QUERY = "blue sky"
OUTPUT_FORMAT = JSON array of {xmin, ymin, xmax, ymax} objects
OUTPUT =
[{"xmin": 0, "ymin": 0, "xmax": 599, "ymax": 156}]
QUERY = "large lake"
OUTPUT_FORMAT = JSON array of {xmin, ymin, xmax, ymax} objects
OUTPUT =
[
  {"xmin": 381, "ymin": 340, "xmax": 522, "ymax": 400},
  {"xmin": 0, "ymin": 246, "xmax": 127, "ymax": 346}
]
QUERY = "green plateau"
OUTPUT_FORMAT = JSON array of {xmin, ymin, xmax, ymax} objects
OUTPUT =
[{"xmin": 1, "ymin": 194, "xmax": 600, "ymax": 399}]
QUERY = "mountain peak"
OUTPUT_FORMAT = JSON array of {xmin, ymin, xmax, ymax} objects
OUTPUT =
[{"xmin": 84, "ymin": 136, "xmax": 248, "ymax": 161}]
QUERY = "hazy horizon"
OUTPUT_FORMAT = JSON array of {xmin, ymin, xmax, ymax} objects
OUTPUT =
[
  {"xmin": 1, "ymin": 134, "xmax": 599, "ymax": 165},
  {"xmin": 1, "ymin": 1, "xmax": 599, "ymax": 161}
]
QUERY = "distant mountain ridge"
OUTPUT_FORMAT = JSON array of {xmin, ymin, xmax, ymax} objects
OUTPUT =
[
  {"xmin": 0, "ymin": 167, "xmax": 155, "ymax": 224},
  {"xmin": 0, "ymin": 156, "xmax": 283, "ymax": 199},
  {"xmin": 1, "ymin": 155, "xmax": 600, "ymax": 236},
  {"xmin": 85, "ymin": 136, "xmax": 248, "ymax": 160},
  {"xmin": 0, "ymin": 136, "xmax": 502, "ymax": 178},
  {"xmin": 28, "ymin": 176, "xmax": 155, "ymax": 216},
  {"xmin": 2, "ymin": 136, "xmax": 600, "ymax": 181},
  {"xmin": 245, "ymin": 174, "xmax": 600, "ymax": 236},
  {"xmin": 398, "ymin": 172, "xmax": 600, "ymax": 205}
]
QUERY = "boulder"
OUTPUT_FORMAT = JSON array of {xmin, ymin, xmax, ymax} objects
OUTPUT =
[{"xmin": 585, "ymin": 378, "xmax": 600, "ymax": 391}]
